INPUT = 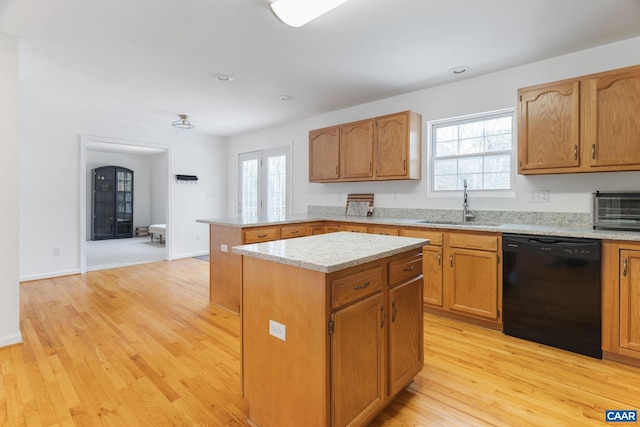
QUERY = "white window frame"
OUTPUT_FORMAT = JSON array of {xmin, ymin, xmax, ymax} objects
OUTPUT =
[
  {"xmin": 428, "ymin": 108, "xmax": 516, "ymax": 197},
  {"xmin": 238, "ymin": 146, "xmax": 292, "ymax": 219}
]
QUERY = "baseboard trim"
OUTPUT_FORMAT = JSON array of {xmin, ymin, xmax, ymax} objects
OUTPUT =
[
  {"xmin": 20, "ymin": 268, "xmax": 81, "ymax": 283},
  {"xmin": 0, "ymin": 332, "xmax": 23, "ymax": 348}
]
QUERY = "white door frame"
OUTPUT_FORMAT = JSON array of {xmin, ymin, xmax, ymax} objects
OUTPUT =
[{"xmin": 79, "ymin": 135, "xmax": 172, "ymax": 273}]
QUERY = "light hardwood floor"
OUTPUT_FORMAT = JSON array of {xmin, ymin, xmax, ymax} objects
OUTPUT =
[{"xmin": 3, "ymin": 258, "xmax": 640, "ymax": 426}]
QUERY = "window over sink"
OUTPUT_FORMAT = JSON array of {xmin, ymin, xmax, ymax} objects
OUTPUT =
[{"xmin": 430, "ymin": 109, "xmax": 514, "ymax": 192}]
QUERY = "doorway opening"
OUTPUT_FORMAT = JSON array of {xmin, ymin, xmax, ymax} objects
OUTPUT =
[{"xmin": 80, "ymin": 136, "xmax": 171, "ymax": 273}]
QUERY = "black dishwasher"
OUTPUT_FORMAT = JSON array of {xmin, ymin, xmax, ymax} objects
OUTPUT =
[{"xmin": 502, "ymin": 234, "xmax": 601, "ymax": 359}]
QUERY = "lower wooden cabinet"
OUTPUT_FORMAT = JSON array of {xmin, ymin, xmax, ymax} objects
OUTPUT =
[
  {"xmin": 602, "ymin": 241, "xmax": 640, "ymax": 365},
  {"xmin": 388, "ymin": 276, "xmax": 423, "ymax": 396},
  {"xmin": 242, "ymin": 249, "xmax": 423, "ymax": 427},
  {"xmin": 331, "ymin": 293, "xmax": 385, "ymax": 427}
]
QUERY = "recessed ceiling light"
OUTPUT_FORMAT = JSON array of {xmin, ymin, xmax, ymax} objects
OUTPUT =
[
  {"xmin": 278, "ymin": 95, "xmax": 294, "ymax": 101},
  {"xmin": 449, "ymin": 66, "xmax": 470, "ymax": 75},
  {"xmin": 213, "ymin": 74, "xmax": 234, "ymax": 82}
]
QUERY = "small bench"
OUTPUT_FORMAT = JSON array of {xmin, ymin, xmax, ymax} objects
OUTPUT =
[{"xmin": 149, "ymin": 224, "xmax": 166, "ymax": 244}]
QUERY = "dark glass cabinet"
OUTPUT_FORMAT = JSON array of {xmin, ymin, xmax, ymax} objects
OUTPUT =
[{"xmin": 92, "ymin": 166, "xmax": 134, "ymax": 240}]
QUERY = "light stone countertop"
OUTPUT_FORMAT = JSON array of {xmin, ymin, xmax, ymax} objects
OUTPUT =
[
  {"xmin": 232, "ymin": 231, "xmax": 429, "ymax": 273},
  {"xmin": 198, "ymin": 213, "xmax": 640, "ymax": 242}
]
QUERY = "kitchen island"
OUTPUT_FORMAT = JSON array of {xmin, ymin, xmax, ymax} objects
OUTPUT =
[{"xmin": 233, "ymin": 232, "xmax": 428, "ymax": 427}]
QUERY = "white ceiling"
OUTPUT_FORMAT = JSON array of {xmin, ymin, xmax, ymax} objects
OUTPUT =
[{"xmin": 2, "ymin": 0, "xmax": 640, "ymax": 137}]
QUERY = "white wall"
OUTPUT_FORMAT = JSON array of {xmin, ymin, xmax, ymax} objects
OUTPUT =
[
  {"xmin": 0, "ymin": 33, "xmax": 21, "ymax": 347},
  {"xmin": 226, "ymin": 36, "xmax": 640, "ymax": 217},
  {"xmin": 86, "ymin": 151, "xmax": 154, "ymax": 238},
  {"xmin": 150, "ymin": 152, "xmax": 168, "ymax": 225},
  {"xmin": 19, "ymin": 101, "xmax": 228, "ymax": 280}
]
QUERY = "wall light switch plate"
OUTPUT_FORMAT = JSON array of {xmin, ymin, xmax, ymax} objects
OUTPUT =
[
  {"xmin": 269, "ymin": 319, "xmax": 286, "ymax": 341},
  {"xmin": 529, "ymin": 190, "xmax": 550, "ymax": 203}
]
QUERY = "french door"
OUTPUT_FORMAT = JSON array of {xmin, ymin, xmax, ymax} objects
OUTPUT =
[{"xmin": 239, "ymin": 146, "xmax": 290, "ymax": 219}]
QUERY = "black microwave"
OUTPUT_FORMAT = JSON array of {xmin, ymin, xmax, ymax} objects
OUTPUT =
[{"xmin": 591, "ymin": 191, "xmax": 640, "ymax": 230}]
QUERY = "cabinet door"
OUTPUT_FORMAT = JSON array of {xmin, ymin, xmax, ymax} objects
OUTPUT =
[
  {"xmin": 447, "ymin": 248, "xmax": 499, "ymax": 320},
  {"xmin": 309, "ymin": 126, "xmax": 340, "ymax": 182},
  {"xmin": 518, "ymin": 81, "xmax": 580, "ymax": 172},
  {"xmin": 586, "ymin": 69, "xmax": 640, "ymax": 168},
  {"xmin": 375, "ymin": 112, "xmax": 409, "ymax": 178},
  {"xmin": 331, "ymin": 293, "xmax": 385, "ymax": 427},
  {"xmin": 342, "ymin": 120, "xmax": 374, "ymax": 180},
  {"xmin": 388, "ymin": 277, "xmax": 424, "ymax": 396},
  {"xmin": 93, "ymin": 167, "xmax": 115, "ymax": 239},
  {"xmin": 620, "ymin": 249, "xmax": 640, "ymax": 353},
  {"xmin": 423, "ymin": 245, "xmax": 443, "ymax": 307}
]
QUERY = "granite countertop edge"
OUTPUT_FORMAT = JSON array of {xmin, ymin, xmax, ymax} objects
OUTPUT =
[
  {"xmin": 198, "ymin": 214, "xmax": 640, "ymax": 242},
  {"xmin": 232, "ymin": 233, "xmax": 429, "ymax": 273}
]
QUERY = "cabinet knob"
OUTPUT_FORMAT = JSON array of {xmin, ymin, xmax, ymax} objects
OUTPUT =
[{"xmin": 403, "ymin": 264, "xmax": 415, "ymax": 272}]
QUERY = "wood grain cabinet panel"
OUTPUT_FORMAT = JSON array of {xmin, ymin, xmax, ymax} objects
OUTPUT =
[
  {"xmin": 244, "ymin": 227, "xmax": 279, "ymax": 243},
  {"xmin": 399, "ymin": 228, "xmax": 444, "ymax": 308},
  {"xmin": 309, "ymin": 111, "xmax": 421, "ymax": 182},
  {"xmin": 518, "ymin": 64, "xmax": 640, "ymax": 175},
  {"xmin": 619, "ymin": 249, "xmax": 640, "ymax": 354},
  {"xmin": 280, "ymin": 224, "xmax": 308, "ymax": 239},
  {"xmin": 586, "ymin": 69, "xmax": 640, "ymax": 168},
  {"xmin": 341, "ymin": 120, "xmax": 374, "ymax": 180},
  {"xmin": 518, "ymin": 80, "xmax": 581, "ymax": 172},
  {"xmin": 447, "ymin": 248, "xmax": 499, "ymax": 320},
  {"xmin": 309, "ymin": 126, "xmax": 340, "ymax": 181}
]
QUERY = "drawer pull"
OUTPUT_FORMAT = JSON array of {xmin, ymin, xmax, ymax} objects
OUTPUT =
[
  {"xmin": 353, "ymin": 281, "xmax": 370, "ymax": 291},
  {"xmin": 623, "ymin": 258, "xmax": 628, "ymax": 277},
  {"xmin": 290, "ymin": 230, "xmax": 299, "ymax": 234},
  {"xmin": 438, "ymin": 253, "xmax": 441, "ymax": 266},
  {"xmin": 392, "ymin": 300, "xmax": 397, "ymax": 322},
  {"xmin": 257, "ymin": 234, "xmax": 268, "ymax": 238},
  {"xmin": 403, "ymin": 264, "xmax": 415, "ymax": 272},
  {"xmin": 450, "ymin": 255, "xmax": 454, "ymax": 268},
  {"xmin": 574, "ymin": 144, "xmax": 578, "ymax": 160},
  {"xmin": 380, "ymin": 305, "xmax": 385, "ymax": 329},
  {"xmin": 592, "ymin": 144, "xmax": 596, "ymax": 160}
]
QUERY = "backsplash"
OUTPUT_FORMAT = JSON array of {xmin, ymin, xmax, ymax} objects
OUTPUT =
[{"xmin": 307, "ymin": 206, "xmax": 591, "ymax": 228}]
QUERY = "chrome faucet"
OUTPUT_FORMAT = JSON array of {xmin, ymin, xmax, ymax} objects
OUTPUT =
[{"xmin": 462, "ymin": 179, "xmax": 475, "ymax": 222}]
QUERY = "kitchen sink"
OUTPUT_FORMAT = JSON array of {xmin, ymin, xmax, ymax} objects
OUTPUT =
[{"xmin": 413, "ymin": 219, "xmax": 502, "ymax": 227}]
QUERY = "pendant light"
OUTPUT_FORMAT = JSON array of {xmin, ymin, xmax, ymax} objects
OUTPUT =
[{"xmin": 172, "ymin": 114, "xmax": 194, "ymax": 130}]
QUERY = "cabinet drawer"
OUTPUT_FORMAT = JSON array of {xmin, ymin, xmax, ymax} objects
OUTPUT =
[
  {"xmin": 332, "ymin": 266, "xmax": 383, "ymax": 309},
  {"xmin": 280, "ymin": 224, "xmax": 308, "ymax": 239},
  {"xmin": 368, "ymin": 226, "xmax": 399, "ymax": 236},
  {"xmin": 399, "ymin": 229, "xmax": 443, "ymax": 246},
  {"xmin": 389, "ymin": 253, "xmax": 422, "ymax": 286},
  {"xmin": 244, "ymin": 227, "xmax": 279, "ymax": 244},
  {"xmin": 449, "ymin": 233, "xmax": 498, "ymax": 251},
  {"xmin": 343, "ymin": 224, "xmax": 368, "ymax": 233}
]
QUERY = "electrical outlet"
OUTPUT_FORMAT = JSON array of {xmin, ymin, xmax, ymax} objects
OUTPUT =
[
  {"xmin": 220, "ymin": 244, "xmax": 228, "ymax": 252},
  {"xmin": 269, "ymin": 319, "xmax": 286, "ymax": 341},
  {"xmin": 529, "ymin": 190, "xmax": 550, "ymax": 203},
  {"xmin": 53, "ymin": 247, "xmax": 61, "ymax": 256}
]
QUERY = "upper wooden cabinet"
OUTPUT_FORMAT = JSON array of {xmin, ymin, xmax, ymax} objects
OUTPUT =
[
  {"xmin": 309, "ymin": 111, "xmax": 422, "ymax": 182},
  {"xmin": 309, "ymin": 126, "xmax": 340, "ymax": 181},
  {"xmin": 518, "ymin": 64, "xmax": 640, "ymax": 175}
]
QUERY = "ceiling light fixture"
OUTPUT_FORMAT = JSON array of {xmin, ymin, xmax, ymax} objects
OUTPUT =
[
  {"xmin": 213, "ymin": 73, "xmax": 234, "ymax": 82},
  {"xmin": 270, "ymin": 0, "xmax": 351, "ymax": 27},
  {"xmin": 278, "ymin": 95, "xmax": 294, "ymax": 101},
  {"xmin": 449, "ymin": 66, "xmax": 470, "ymax": 75},
  {"xmin": 172, "ymin": 114, "xmax": 194, "ymax": 130}
]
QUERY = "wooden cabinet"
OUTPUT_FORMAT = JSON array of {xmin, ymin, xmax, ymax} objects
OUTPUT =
[
  {"xmin": 518, "ymin": 64, "xmax": 640, "ymax": 175},
  {"xmin": 368, "ymin": 226, "xmax": 399, "ymax": 236},
  {"xmin": 399, "ymin": 229, "xmax": 444, "ymax": 308},
  {"xmin": 280, "ymin": 224, "xmax": 308, "ymax": 239},
  {"xmin": 341, "ymin": 120, "xmax": 374, "ymax": 180},
  {"xmin": 388, "ymin": 276, "xmax": 423, "ymax": 396},
  {"xmin": 343, "ymin": 223, "xmax": 368, "ymax": 233},
  {"xmin": 585, "ymin": 67, "xmax": 640, "ymax": 169},
  {"xmin": 331, "ymin": 293, "xmax": 385, "ymax": 427},
  {"xmin": 244, "ymin": 226, "xmax": 280, "ymax": 244},
  {"xmin": 446, "ymin": 233, "xmax": 501, "ymax": 322},
  {"xmin": 242, "ymin": 249, "xmax": 423, "ymax": 427},
  {"xmin": 602, "ymin": 241, "xmax": 640, "ymax": 366},
  {"xmin": 309, "ymin": 126, "xmax": 340, "ymax": 181},
  {"xmin": 309, "ymin": 111, "xmax": 421, "ymax": 182},
  {"xmin": 400, "ymin": 227, "xmax": 502, "ymax": 328},
  {"xmin": 375, "ymin": 111, "xmax": 421, "ymax": 180},
  {"xmin": 518, "ymin": 80, "xmax": 580, "ymax": 172}
]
